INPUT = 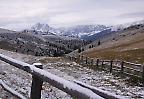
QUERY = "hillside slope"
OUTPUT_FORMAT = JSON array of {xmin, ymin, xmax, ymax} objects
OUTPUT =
[
  {"xmin": 0, "ymin": 28, "xmax": 16, "ymax": 33},
  {"xmin": 0, "ymin": 30, "xmax": 88, "ymax": 56},
  {"xmin": 81, "ymin": 24, "xmax": 144, "ymax": 63}
]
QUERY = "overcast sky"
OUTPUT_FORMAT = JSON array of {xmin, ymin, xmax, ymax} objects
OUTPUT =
[{"xmin": 0, "ymin": 0, "xmax": 144, "ymax": 30}]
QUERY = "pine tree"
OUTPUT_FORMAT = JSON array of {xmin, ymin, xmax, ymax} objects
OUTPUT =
[
  {"xmin": 78, "ymin": 48, "xmax": 81, "ymax": 53},
  {"xmin": 98, "ymin": 40, "xmax": 101, "ymax": 46}
]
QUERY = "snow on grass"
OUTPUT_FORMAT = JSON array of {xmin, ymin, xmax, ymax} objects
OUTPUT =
[
  {"xmin": 0, "ymin": 49, "xmax": 144, "ymax": 99},
  {"xmin": 44, "ymin": 61, "xmax": 144, "ymax": 99},
  {"xmin": 74, "ymin": 80, "xmax": 126, "ymax": 99},
  {"xmin": 31, "ymin": 66, "xmax": 104, "ymax": 99},
  {"xmin": 0, "ymin": 80, "xmax": 27, "ymax": 99},
  {"xmin": 0, "ymin": 53, "xmax": 103, "ymax": 99}
]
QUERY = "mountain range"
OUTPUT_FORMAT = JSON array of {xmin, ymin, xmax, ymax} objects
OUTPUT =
[
  {"xmin": 1, "ymin": 20, "xmax": 144, "ymax": 56},
  {"xmin": 26, "ymin": 20, "xmax": 144, "ymax": 41},
  {"xmin": 78, "ymin": 23, "xmax": 144, "ymax": 64},
  {"xmin": 29, "ymin": 23, "xmax": 109, "ymax": 38}
]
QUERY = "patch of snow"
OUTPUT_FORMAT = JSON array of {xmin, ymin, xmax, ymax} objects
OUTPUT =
[
  {"xmin": 31, "ymin": 66, "xmax": 104, "ymax": 99},
  {"xmin": 1, "ymin": 50, "xmax": 144, "ymax": 99},
  {"xmin": 0, "ymin": 80, "xmax": 27, "ymax": 99},
  {"xmin": 74, "ymin": 80, "xmax": 127, "ymax": 99}
]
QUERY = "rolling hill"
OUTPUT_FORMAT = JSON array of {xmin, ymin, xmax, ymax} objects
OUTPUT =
[
  {"xmin": 0, "ymin": 28, "xmax": 16, "ymax": 33},
  {"xmin": 79, "ymin": 24, "xmax": 144, "ymax": 64},
  {"xmin": 0, "ymin": 28, "xmax": 89, "ymax": 56}
]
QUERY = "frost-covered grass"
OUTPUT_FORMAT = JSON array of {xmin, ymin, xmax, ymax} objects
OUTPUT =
[
  {"xmin": 41, "ymin": 58, "xmax": 144, "ymax": 99},
  {"xmin": 0, "ymin": 80, "xmax": 27, "ymax": 99},
  {"xmin": 0, "ymin": 49, "xmax": 144, "ymax": 99}
]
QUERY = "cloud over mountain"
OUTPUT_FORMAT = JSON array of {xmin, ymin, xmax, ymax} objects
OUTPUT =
[{"xmin": 0, "ymin": 0, "xmax": 144, "ymax": 30}]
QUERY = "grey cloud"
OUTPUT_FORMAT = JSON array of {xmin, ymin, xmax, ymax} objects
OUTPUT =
[
  {"xmin": 118, "ymin": 12, "xmax": 144, "ymax": 19},
  {"xmin": 0, "ymin": 0, "xmax": 144, "ymax": 30}
]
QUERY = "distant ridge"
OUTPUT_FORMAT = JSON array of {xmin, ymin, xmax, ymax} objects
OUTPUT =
[
  {"xmin": 0, "ymin": 28, "xmax": 16, "ymax": 33},
  {"xmin": 25, "ymin": 19, "xmax": 144, "ymax": 41}
]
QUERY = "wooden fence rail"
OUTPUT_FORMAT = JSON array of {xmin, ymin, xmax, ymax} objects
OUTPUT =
[
  {"xmin": 0, "ymin": 54, "xmax": 101, "ymax": 99},
  {"xmin": 0, "ymin": 54, "xmax": 125, "ymax": 99},
  {"xmin": 66, "ymin": 55, "xmax": 144, "ymax": 86}
]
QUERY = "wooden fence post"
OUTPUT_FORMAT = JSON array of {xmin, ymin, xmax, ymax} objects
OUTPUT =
[
  {"xmin": 77, "ymin": 55, "xmax": 80, "ymax": 63},
  {"xmin": 96, "ymin": 59, "xmax": 99, "ymax": 66},
  {"xmin": 110, "ymin": 60, "xmax": 113, "ymax": 73},
  {"xmin": 121, "ymin": 61, "xmax": 124, "ymax": 73},
  {"xmin": 71, "ymin": 57, "xmax": 73, "ymax": 61},
  {"xmin": 74, "ymin": 57, "xmax": 77, "ymax": 62},
  {"xmin": 91, "ymin": 59, "xmax": 93, "ymax": 66},
  {"xmin": 101, "ymin": 60, "xmax": 104, "ymax": 70},
  {"xmin": 70, "ymin": 56, "xmax": 72, "ymax": 61},
  {"xmin": 80, "ymin": 55, "xmax": 83, "ymax": 64},
  {"xmin": 72, "ymin": 56, "xmax": 74, "ymax": 61},
  {"xmin": 81, "ymin": 55, "xmax": 83, "ymax": 61},
  {"xmin": 86, "ymin": 57, "xmax": 88, "ymax": 64},
  {"xmin": 142, "ymin": 65, "xmax": 144, "ymax": 87},
  {"xmin": 78, "ymin": 55, "xmax": 80, "ymax": 59},
  {"xmin": 31, "ymin": 63, "xmax": 43, "ymax": 99},
  {"xmin": 101, "ymin": 61, "xmax": 104, "ymax": 66}
]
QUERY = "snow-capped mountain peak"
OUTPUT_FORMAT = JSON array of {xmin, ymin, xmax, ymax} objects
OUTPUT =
[
  {"xmin": 31, "ymin": 23, "xmax": 51, "ymax": 32},
  {"xmin": 58, "ymin": 24, "xmax": 109, "ymax": 38},
  {"xmin": 28, "ymin": 20, "xmax": 144, "ymax": 41},
  {"xmin": 29, "ymin": 23, "xmax": 109, "ymax": 38},
  {"xmin": 30, "ymin": 23, "xmax": 64, "ymax": 36}
]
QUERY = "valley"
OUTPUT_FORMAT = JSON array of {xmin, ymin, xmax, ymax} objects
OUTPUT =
[
  {"xmin": 0, "ymin": 29, "xmax": 89, "ymax": 56},
  {"xmin": 1, "ymin": 0, "xmax": 144, "ymax": 98},
  {"xmin": 1, "ymin": 21, "xmax": 144, "ymax": 99}
]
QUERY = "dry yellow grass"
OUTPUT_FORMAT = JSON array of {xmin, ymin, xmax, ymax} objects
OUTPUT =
[
  {"xmin": 38, "ymin": 57, "xmax": 64, "ymax": 64},
  {"xmin": 82, "ymin": 30, "xmax": 144, "ymax": 64},
  {"xmin": 83, "ymin": 49, "xmax": 144, "ymax": 64}
]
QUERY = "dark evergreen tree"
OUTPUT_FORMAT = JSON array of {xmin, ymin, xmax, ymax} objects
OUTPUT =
[
  {"xmin": 89, "ymin": 45, "xmax": 92, "ymax": 48},
  {"xmin": 98, "ymin": 40, "xmax": 101, "ymax": 46},
  {"xmin": 78, "ymin": 48, "xmax": 81, "ymax": 53}
]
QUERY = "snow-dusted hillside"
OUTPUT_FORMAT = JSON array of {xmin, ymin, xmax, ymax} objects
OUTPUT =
[
  {"xmin": 58, "ymin": 25, "xmax": 109, "ymax": 38},
  {"xmin": 111, "ymin": 20, "xmax": 144, "ymax": 31},
  {"xmin": 63, "ymin": 20, "xmax": 144, "ymax": 39},
  {"xmin": 28, "ymin": 23, "xmax": 109, "ymax": 38},
  {"xmin": 0, "ymin": 28, "xmax": 16, "ymax": 34},
  {"xmin": 0, "ymin": 31, "xmax": 88, "ymax": 56},
  {"xmin": 26, "ymin": 20, "xmax": 144, "ymax": 41}
]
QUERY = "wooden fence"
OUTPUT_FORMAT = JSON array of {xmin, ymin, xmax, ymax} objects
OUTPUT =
[
  {"xmin": 66, "ymin": 55, "xmax": 144, "ymax": 86},
  {"xmin": 0, "ymin": 54, "xmax": 125, "ymax": 99}
]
